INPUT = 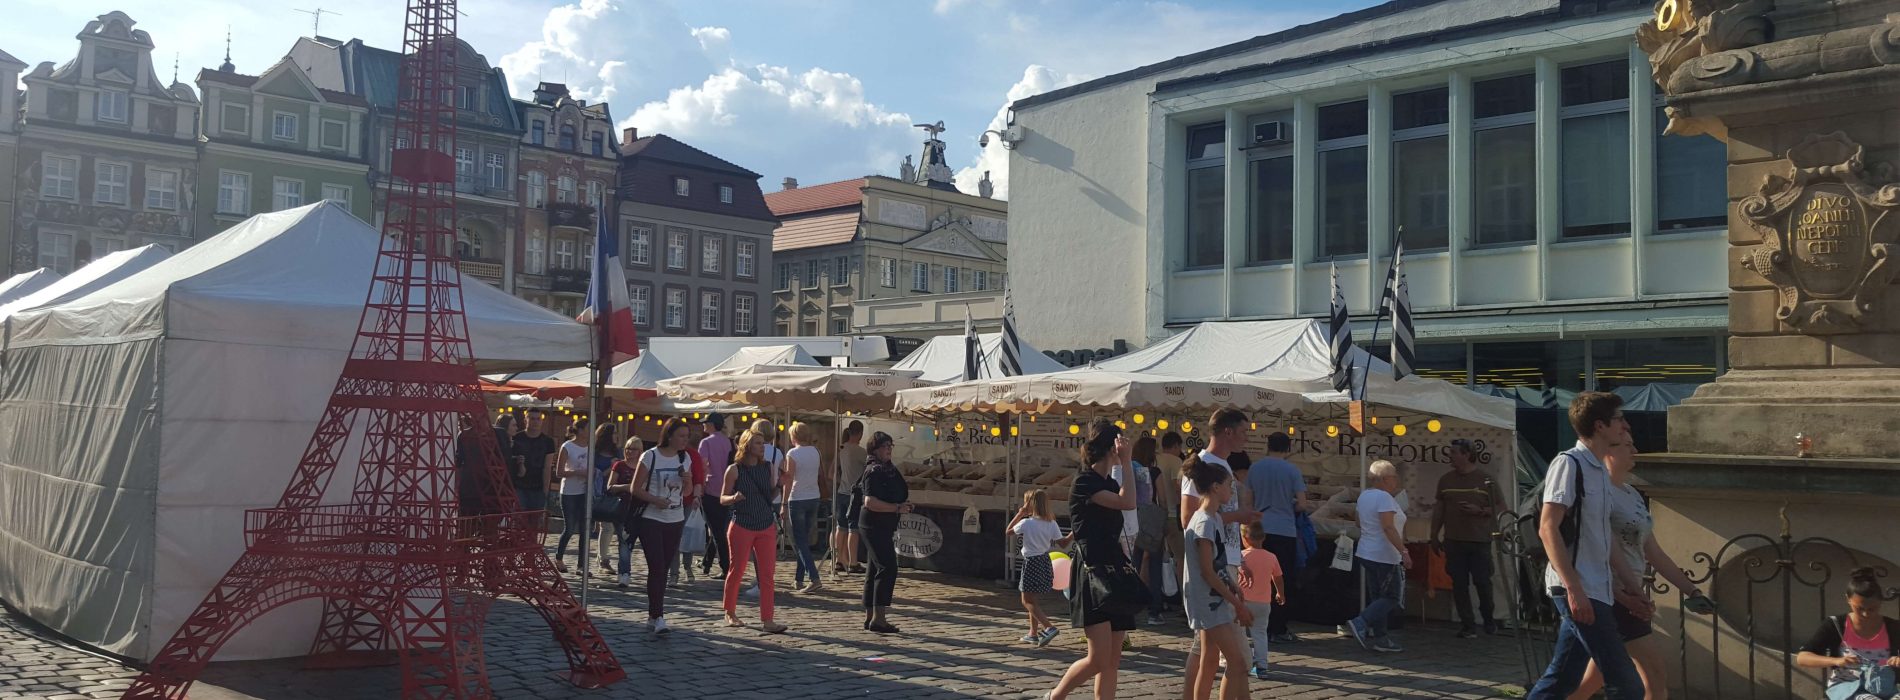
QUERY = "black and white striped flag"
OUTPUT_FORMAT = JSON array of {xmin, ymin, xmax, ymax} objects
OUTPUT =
[
  {"xmin": 1383, "ymin": 239, "xmax": 1415, "ymax": 381},
  {"xmin": 1000, "ymin": 287, "xmax": 1024, "ymax": 377},
  {"xmin": 962, "ymin": 307, "xmax": 980, "ymax": 382},
  {"xmin": 1329, "ymin": 264, "xmax": 1354, "ymax": 392}
]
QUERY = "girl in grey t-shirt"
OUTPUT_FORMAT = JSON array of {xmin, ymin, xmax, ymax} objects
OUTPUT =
[{"xmin": 1181, "ymin": 458, "xmax": 1254, "ymax": 699}]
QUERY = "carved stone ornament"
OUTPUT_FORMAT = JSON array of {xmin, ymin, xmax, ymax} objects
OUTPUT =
[
  {"xmin": 1635, "ymin": 0, "xmax": 1774, "ymax": 139},
  {"xmin": 1740, "ymin": 132, "xmax": 1900, "ymax": 334}
]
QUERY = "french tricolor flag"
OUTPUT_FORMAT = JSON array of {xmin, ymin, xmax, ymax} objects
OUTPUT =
[{"xmin": 578, "ymin": 205, "xmax": 640, "ymax": 365}]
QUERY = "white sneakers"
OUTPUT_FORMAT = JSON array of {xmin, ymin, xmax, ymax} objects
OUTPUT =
[
  {"xmin": 616, "ymin": 572, "xmax": 630, "ymax": 588},
  {"xmin": 650, "ymin": 616, "xmax": 670, "ymax": 634}
]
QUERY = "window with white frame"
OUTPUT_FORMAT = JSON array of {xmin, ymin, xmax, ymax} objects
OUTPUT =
[
  {"xmin": 145, "ymin": 167, "xmax": 179, "ymax": 210},
  {"xmin": 630, "ymin": 285, "xmax": 651, "ymax": 325},
  {"xmin": 912, "ymin": 262, "xmax": 929, "ymax": 292},
  {"xmin": 93, "ymin": 236, "xmax": 125, "ymax": 257},
  {"xmin": 702, "ymin": 236, "xmax": 722, "ymax": 274},
  {"xmin": 321, "ymin": 120, "xmax": 347, "ymax": 150},
  {"xmin": 94, "ymin": 162, "xmax": 130, "ymax": 205},
  {"xmin": 556, "ymin": 175, "xmax": 576, "ymax": 204},
  {"xmin": 944, "ymin": 265, "xmax": 960, "ymax": 293},
  {"xmin": 665, "ymin": 288, "xmax": 685, "ymax": 329},
  {"xmin": 272, "ymin": 112, "xmax": 300, "ymax": 141},
  {"xmin": 718, "ymin": 184, "xmax": 733, "ymax": 204},
  {"xmin": 1474, "ymin": 73, "xmax": 1537, "ymax": 246},
  {"xmin": 217, "ymin": 171, "xmax": 251, "ymax": 215},
  {"xmin": 580, "ymin": 237, "xmax": 594, "ymax": 271},
  {"xmin": 733, "ymin": 295, "xmax": 754, "ymax": 333},
  {"xmin": 735, "ymin": 239, "xmax": 756, "ymax": 278},
  {"xmin": 455, "ymin": 148, "xmax": 475, "ymax": 181},
  {"xmin": 585, "ymin": 181, "xmax": 602, "ymax": 208},
  {"xmin": 805, "ymin": 259, "xmax": 821, "ymax": 286},
  {"xmin": 485, "ymin": 153, "xmax": 506, "ymax": 189},
  {"xmin": 673, "ymin": 177, "xmax": 689, "ymax": 197},
  {"xmin": 273, "ymin": 178, "xmax": 304, "ymax": 211},
  {"xmin": 457, "ymin": 86, "xmax": 478, "ymax": 111},
  {"xmin": 96, "ymin": 91, "xmax": 128, "ymax": 123},
  {"xmin": 527, "ymin": 232, "xmax": 546, "ymax": 273},
  {"xmin": 1390, "ymin": 88, "xmax": 1451, "ymax": 251},
  {"xmin": 1184, "ymin": 123, "xmax": 1225, "ymax": 269},
  {"xmin": 39, "ymin": 231, "xmax": 75, "ymax": 273},
  {"xmin": 1317, "ymin": 100, "xmax": 1369, "ymax": 259},
  {"xmin": 322, "ymin": 184, "xmax": 351, "ymax": 207},
  {"xmin": 1654, "ymin": 103, "xmax": 1728, "ymax": 232},
  {"xmin": 1245, "ymin": 111, "xmax": 1296, "ymax": 265},
  {"xmin": 880, "ymin": 258, "xmax": 895, "ymax": 287},
  {"xmin": 627, "ymin": 225, "xmax": 652, "ymax": 266},
  {"xmin": 666, "ymin": 230, "xmax": 688, "ymax": 270},
  {"xmin": 835, "ymin": 256, "xmax": 852, "ymax": 285},
  {"xmin": 553, "ymin": 238, "xmax": 575, "ymax": 269},
  {"xmin": 527, "ymin": 171, "xmax": 547, "ymax": 207},
  {"xmin": 42, "ymin": 155, "xmax": 78, "ymax": 200},
  {"xmin": 832, "ymin": 317, "xmax": 849, "ymax": 335},
  {"xmin": 777, "ymin": 262, "xmax": 794, "ymax": 290},
  {"xmin": 1561, "ymin": 59, "xmax": 1632, "ymax": 238},
  {"xmin": 700, "ymin": 291, "xmax": 721, "ymax": 332},
  {"xmin": 221, "ymin": 103, "xmax": 249, "ymax": 134},
  {"xmin": 973, "ymin": 269, "xmax": 989, "ymax": 291}
]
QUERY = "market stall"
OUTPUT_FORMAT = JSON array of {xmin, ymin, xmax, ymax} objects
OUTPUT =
[
  {"xmin": 0, "ymin": 267, "xmax": 60, "ymax": 305},
  {"xmin": 0, "ymin": 244, "xmax": 171, "ymax": 352},
  {"xmin": 890, "ymin": 332, "xmax": 1065, "ymax": 382}
]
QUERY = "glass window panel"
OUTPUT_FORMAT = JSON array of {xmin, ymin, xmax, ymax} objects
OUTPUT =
[
  {"xmin": 1393, "ymin": 88, "xmax": 1449, "ymax": 130},
  {"xmin": 1412, "ymin": 343, "xmax": 1469, "ymax": 386},
  {"xmin": 1474, "ymin": 74, "xmax": 1535, "ymax": 118},
  {"xmin": 1186, "ymin": 124, "xmax": 1225, "ymax": 161},
  {"xmin": 1474, "ymin": 124, "xmax": 1537, "ymax": 245},
  {"xmin": 1394, "ymin": 136, "xmax": 1450, "ymax": 250},
  {"xmin": 1561, "ymin": 111, "xmax": 1631, "ymax": 237},
  {"xmin": 1590, "ymin": 336, "xmax": 1719, "ymax": 391},
  {"xmin": 1473, "ymin": 340, "xmax": 1585, "ymax": 391},
  {"xmin": 1656, "ymin": 107, "xmax": 1729, "ymax": 231},
  {"xmin": 1318, "ymin": 146, "xmax": 1368, "ymax": 258},
  {"xmin": 1562, "ymin": 59, "xmax": 1629, "ymax": 107},
  {"xmin": 1247, "ymin": 156, "xmax": 1294, "ymax": 264},
  {"xmin": 1317, "ymin": 100, "xmax": 1369, "ymax": 141},
  {"xmin": 1184, "ymin": 166, "xmax": 1225, "ymax": 268}
]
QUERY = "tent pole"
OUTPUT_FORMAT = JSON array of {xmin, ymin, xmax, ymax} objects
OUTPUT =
[{"xmin": 581, "ymin": 322, "xmax": 601, "ymax": 612}]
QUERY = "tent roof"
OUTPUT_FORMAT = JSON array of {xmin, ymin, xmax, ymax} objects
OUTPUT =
[
  {"xmin": 662, "ymin": 364, "xmax": 931, "ymax": 413},
  {"xmin": 0, "ymin": 245, "xmax": 171, "ymax": 322},
  {"xmin": 547, "ymin": 351, "xmax": 676, "ymax": 389},
  {"xmin": 891, "ymin": 332, "xmax": 1067, "ymax": 382},
  {"xmin": 1093, "ymin": 319, "xmax": 1514, "ymax": 429},
  {"xmin": 8, "ymin": 202, "xmax": 590, "ymax": 372},
  {"xmin": 706, "ymin": 344, "xmax": 818, "ymax": 372},
  {"xmin": 0, "ymin": 268, "xmax": 62, "ymax": 305}
]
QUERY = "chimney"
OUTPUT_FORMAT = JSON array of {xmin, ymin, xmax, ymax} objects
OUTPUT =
[
  {"xmin": 782, "ymin": 177, "xmax": 799, "ymax": 191},
  {"xmin": 622, "ymin": 127, "xmax": 639, "ymax": 144}
]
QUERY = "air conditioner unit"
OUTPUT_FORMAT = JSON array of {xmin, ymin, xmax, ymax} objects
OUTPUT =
[{"xmin": 1252, "ymin": 121, "xmax": 1289, "ymax": 146}]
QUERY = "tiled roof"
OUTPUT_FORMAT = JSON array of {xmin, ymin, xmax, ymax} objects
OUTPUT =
[
  {"xmin": 621, "ymin": 134, "xmax": 760, "ymax": 178},
  {"xmin": 0, "ymin": 47, "xmax": 24, "ymax": 69},
  {"xmin": 764, "ymin": 178, "xmax": 865, "ymax": 217},
  {"xmin": 772, "ymin": 211, "xmax": 861, "ymax": 252},
  {"xmin": 196, "ymin": 68, "xmax": 369, "ymax": 107},
  {"xmin": 340, "ymin": 39, "xmax": 521, "ymax": 132}
]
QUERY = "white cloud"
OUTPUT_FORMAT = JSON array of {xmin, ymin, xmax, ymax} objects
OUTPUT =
[
  {"xmin": 953, "ymin": 65, "xmax": 1086, "ymax": 201},
  {"xmin": 497, "ymin": 0, "xmax": 714, "ymax": 106}
]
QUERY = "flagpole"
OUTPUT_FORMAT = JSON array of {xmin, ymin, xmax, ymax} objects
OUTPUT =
[
  {"xmin": 1357, "ymin": 227, "xmax": 1404, "ymax": 402},
  {"xmin": 580, "ymin": 221, "xmax": 607, "ymax": 614}
]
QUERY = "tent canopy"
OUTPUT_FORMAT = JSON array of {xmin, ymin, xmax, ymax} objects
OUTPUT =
[
  {"xmin": 0, "ymin": 268, "xmax": 62, "ymax": 305},
  {"xmin": 891, "ymin": 332, "xmax": 1067, "ymax": 382},
  {"xmin": 892, "ymin": 366, "xmax": 1309, "ymax": 416},
  {"xmin": 705, "ymin": 344, "xmax": 818, "ymax": 372},
  {"xmin": 0, "ymin": 245, "xmax": 171, "ymax": 324},
  {"xmin": 661, "ymin": 364, "xmax": 932, "ymax": 413},
  {"xmin": 7, "ymin": 202, "xmax": 589, "ymax": 372}
]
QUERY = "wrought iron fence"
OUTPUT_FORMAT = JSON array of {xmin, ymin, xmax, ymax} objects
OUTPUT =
[{"xmin": 1496, "ymin": 508, "xmax": 1891, "ymax": 699}]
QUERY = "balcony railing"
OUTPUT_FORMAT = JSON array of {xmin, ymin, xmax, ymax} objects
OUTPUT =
[
  {"xmin": 460, "ymin": 257, "xmax": 504, "ymax": 285},
  {"xmin": 547, "ymin": 267, "xmax": 589, "ymax": 293},
  {"xmin": 547, "ymin": 201, "xmax": 596, "ymax": 229}
]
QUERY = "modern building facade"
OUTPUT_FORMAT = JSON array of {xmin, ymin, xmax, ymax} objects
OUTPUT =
[
  {"xmin": 11, "ymin": 12, "xmax": 201, "ymax": 275},
  {"xmin": 1007, "ymin": 0, "xmax": 1730, "ymax": 456},
  {"xmin": 514, "ymin": 82, "xmax": 617, "ymax": 313},
  {"xmin": 768, "ymin": 134, "xmax": 1009, "ymax": 340},
  {"xmin": 0, "ymin": 47, "xmax": 27, "ymax": 269},
  {"xmin": 193, "ymin": 58, "xmax": 372, "ymax": 237},
  {"xmin": 616, "ymin": 129, "xmax": 778, "ymax": 337}
]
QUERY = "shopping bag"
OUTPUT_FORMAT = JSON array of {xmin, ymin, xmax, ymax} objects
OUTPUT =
[
  {"xmin": 1161, "ymin": 555, "xmax": 1180, "ymax": 596},
  {"xmin": 679, "ymin": 509, "xmax": 707, "ymax": 554},
  {"xmin": 961, "ymin": 506, "xmax": 981, "ymax": 534},
  {"xmin": 1330, "ymin": 534, "xmax": 1356, "ymax": 572}
]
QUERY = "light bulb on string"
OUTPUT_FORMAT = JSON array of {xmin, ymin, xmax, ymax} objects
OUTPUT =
[
  {"xmin": 1157, "ymin": 419, "xmax": 1171, "ymax": 430},
  {"xmin": 1068, "ymin": 424, "xmax": 1080, "ymax": 435},
  {"xmin": 1393, "ymin": 423, "xmax": 1408, "ymax": 436},
  {"xmin": 1251, "ymin": 422, "xmax": 1258, "ymax": 431},
  {"xmin": 1427, "ymin": 419, "xmax": 1442, "ymax": 433},
  {"xmin": 1115, "ymin": 420, "xmax": 1127, "ymax": 430},
  {"xmin": 990, "ymin": 427, "xmax": 1002, "ymax": 437},
  {"xmin": 955, "ymin": 422, "xmax": 965, "ymax": 433},
  {"xmin": 1286, "ymin": 425, "xmax": 1296, "ymax": 436},
  {"xmin": 1182, "ymin": 421, "xmax": 1193, "ymax": 433},
  {"xmin": 908, "ymin": 424, "xmax": 916, "ymax": 432},
  {"xmin": 1369, "ymin": 416, "xmax": 1379, "ymax": 425},
  {"xmin": 1010, "ymin": 426, "xmax": 1019, "ymax": 437},
  {"xmin": 1326, "ymin": 424, "xmax": 1340, "ymax": 438},
  {"xmin": 1133, "ymin": 413, "xmax": 1145, "ymax": 424}
]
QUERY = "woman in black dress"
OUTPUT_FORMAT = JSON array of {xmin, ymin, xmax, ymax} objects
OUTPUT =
[
  {"xmin": 1050, "ymin": 419, "xmax": 1139, "ymax": 700},
  {"xmin": 857, "ymin": 431, "xmax": 912, "ymax": 633}
]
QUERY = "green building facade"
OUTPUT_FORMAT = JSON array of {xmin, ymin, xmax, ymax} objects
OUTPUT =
[{"xmin": 194, "ymin": 58, "xmax": 370, "ymax": 235}]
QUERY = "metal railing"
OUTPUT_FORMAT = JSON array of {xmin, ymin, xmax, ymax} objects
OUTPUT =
[{"xmin": 246, "ymin": 505, "xmax": 546, "ymax": 559}]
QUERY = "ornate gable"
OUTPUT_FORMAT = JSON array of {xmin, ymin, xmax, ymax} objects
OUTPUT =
[{"xmin": 905, "ymin": 217, "xmax": 1001, "ymax": 262}]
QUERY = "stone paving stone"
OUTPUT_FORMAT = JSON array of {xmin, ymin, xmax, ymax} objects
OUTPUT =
[{"xmin": 2, "ymin": 549, "xmax": 1528, "ymax": 699}]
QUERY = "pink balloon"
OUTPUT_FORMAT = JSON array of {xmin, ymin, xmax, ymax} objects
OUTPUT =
[{"xmin": 1051, "ymin": 556, "xmax": 1072, "ymax": 591}]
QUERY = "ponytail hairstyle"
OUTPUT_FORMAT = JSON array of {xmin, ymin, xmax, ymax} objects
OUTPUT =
[
  {"xmin": 1848, "ymin": 567, "xmax": 1886, "ymax": 600},
  {"xmin": 1183, "ymin": 453, "xmax": 1229, "ymax": 494},
  {"xmin": 1081, "ymin": 418, "xmax": 1122, "ymax": 466}
]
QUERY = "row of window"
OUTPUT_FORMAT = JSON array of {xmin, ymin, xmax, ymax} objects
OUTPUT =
[
  {"xmin": 523, "ymin": 171, "xmax": 606, "ymax": 209},
  {"xmin": 774, "ymin": 257, "xmax": 1001, "ymax": 294},
  {"xmin": 40, "ymin": 156, "xmax": 185, "ymax": 210},
  {"xmin": 625, "ymin": 286, "xmax": 758, "ymax": 334},
  {"xmin": 527, "ymin": 118, "xmax": 608, "ymax": 157},
  {"xmin": 671, "ymin": 177, "xmax": 736, "ymax": 204},
  {"xmin": 36, "ymin": 229, "xmax": 177, "ymax": 274},
  {"xmin": 1182, "ymin": 58, "xmax": 1728, "ymax": 269},
  {"xmin": 518, "ymin": 226, "xmax": 759, "ymax": 277},
  {"xmin": 217, "ymin": 102, "xmax": 351, "ymax": 150},
  {"xmin": 215, "ymin": 170, "xmax": 351, "ymax": 216}
]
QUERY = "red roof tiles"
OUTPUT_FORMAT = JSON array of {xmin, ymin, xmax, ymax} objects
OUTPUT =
[{"xmin": 764, "ymin": 178, "xmax": 865, "ymax": 217}]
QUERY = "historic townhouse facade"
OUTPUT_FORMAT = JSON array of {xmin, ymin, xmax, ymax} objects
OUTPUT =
[
  {"xmin": 514, "ymin": 82, "xmax": 617, "ymax": 313},
  {"xmin": 0, "ymin": 48, "xmax": 27, "ymax": 270},
  {"xmin": 193, "ymin": 58, "xmax": 373, "ymax": 237},
  {"xmin": 616, "ymin": 129, "xmax": 777, "ymax": 338},
  {"xmin": 11, "ymin": 12, "xmax": 201, "ymax": 275}
]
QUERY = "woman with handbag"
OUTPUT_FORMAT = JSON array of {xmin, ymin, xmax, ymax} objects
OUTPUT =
[
  {"xmin": 857, "ymin": 431, "xmax": 910, "ymax": 634},
  {"xmin": 627, "ymin": 418, "xmax": 693, "ymax": 634},
  {"xmin": 722, "ymin": 429, "xmax": 789, "ymax": 634},
  {"xmin": 1049, "ymin": 419, "xmax": 1141, "ymax": 700},
  {"xmin": 1797, "ymin": 568, "xmax": 1900, "ymax": 699},
  {"xmin": 606, "ymin": 436, "xmax": 644, "ymax": 588}
]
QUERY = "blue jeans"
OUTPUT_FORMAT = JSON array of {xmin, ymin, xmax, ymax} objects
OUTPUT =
[
  {"xmin": 556, "ymin": 493, "xmax": 590, "ymax": 569},
  {"xmin": 1528, "ymin": 591, "xmax": 1645, "ymax": 699},
  {"xmin": 517, "ymin": 488, "xmax": 546, "ymax": 513},
  {"xmin": 1352, "ymin": 558, "xmax": 1405, "ymax": 638},
  {"xmin": 1137, "ymin": 548, "xmax": 1165, "ymax": 615},
  {"xmin": 790, "ymin": 498, "xmax": 821, "ymax": 586}
]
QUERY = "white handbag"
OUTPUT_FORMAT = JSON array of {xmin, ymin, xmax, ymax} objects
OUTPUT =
[
  {"xmin": 1330, "ymin": 534, "xmax": 1356, "ymax": 572},
  {"xmin": 1162, "ymin": 555, "xmax": 1180, "ymax": 596}
]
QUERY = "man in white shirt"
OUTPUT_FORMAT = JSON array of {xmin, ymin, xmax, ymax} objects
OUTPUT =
[
  {"xmin": 1526, "ymin": 392, "xmax": 1643, "ymax": 699},
  {"xmin": 1178, "ymin": 408, "xmax": 1256, "ymax": 698}
]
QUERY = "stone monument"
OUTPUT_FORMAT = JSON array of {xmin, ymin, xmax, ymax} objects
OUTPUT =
[{"xmin": 1636, "ymin": 0, "xmax": 1900, "ymax": 695}]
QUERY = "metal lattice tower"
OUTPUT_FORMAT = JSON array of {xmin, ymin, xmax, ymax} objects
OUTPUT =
[{"xmin": 121, "ymin": 0, "xmax": 624, "ymax": 697}]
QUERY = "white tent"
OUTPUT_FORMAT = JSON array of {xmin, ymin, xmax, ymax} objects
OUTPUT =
[
  {"xmin": 705, "ymin": 344, "xmax": 818, "ymax": 372},
  {"xmin": 0, "ymin": 244, "xmax": 171, "ymax": 334},
  {"xmin": 892, "ymin": 367, "xmax": 1307, "ymax": 416},
  {"xmin": 0, "ymin": 267, "xmax": 62, "ymax": 305},
  {"xmin": 662, "ymin": 364, "xmax": 933, "ymax": 414},
  {"xmin": 891, "ymin": 332, "xmax": 1066, "ymax": 382},
  {"xmin": 0, "ymin": 202, "xmax": 591, "ymax": 662}
]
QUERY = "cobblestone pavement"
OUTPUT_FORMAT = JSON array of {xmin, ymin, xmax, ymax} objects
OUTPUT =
[{"xmin": 2, "ymin": 552, "xmax": 1528, "ymax": 699}]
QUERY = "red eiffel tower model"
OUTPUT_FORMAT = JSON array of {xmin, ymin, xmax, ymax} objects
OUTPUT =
[{"xmin": 121, "ymin": 0, "xmax": 624, "ymax": 697}]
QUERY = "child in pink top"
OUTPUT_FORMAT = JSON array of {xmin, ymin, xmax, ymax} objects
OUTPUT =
[{"xmin": 1239, "ymin": 523, "xmax": 1286, "ymax": 678}]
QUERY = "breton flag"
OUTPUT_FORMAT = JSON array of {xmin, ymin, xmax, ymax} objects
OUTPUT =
[
  {"xmin": 962, "ymin": 307, "xmax": 981, "ymax": 382},
  {"xmin": 1328, "ymin": 263, "xmax": 1355, "ymax": 393},
  {"xmin": 578, "ymin": 206, "xmax": 640, "ymax": 365},
  {"xmin": 999, "ymin": 286, "xmax": 1024, "ymax": 377},
  {"xmin": 1382, "ymin": 238, "xmax": 1416, "ymax": 381}
]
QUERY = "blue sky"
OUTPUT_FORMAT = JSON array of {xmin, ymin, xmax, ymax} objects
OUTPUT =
[{"xmin": 6, "ymin": 0, "xmax": 1381, "ymax": 197}]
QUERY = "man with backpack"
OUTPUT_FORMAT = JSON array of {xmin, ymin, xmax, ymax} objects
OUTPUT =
[{"xmin": 1528, "ymin": 392, "xmax": 1644, "ymax": 699}]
